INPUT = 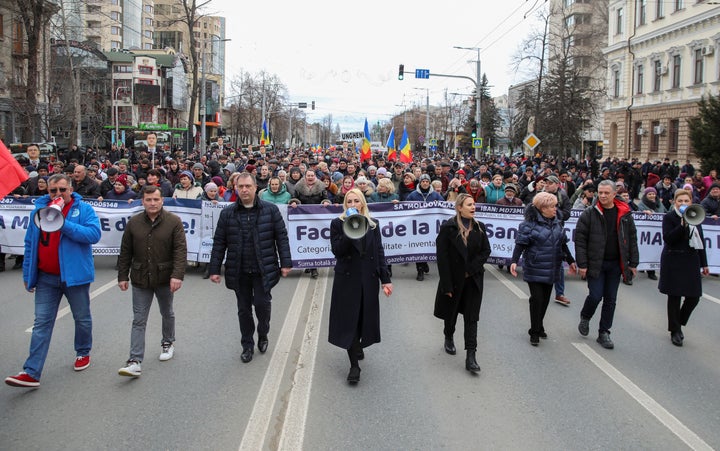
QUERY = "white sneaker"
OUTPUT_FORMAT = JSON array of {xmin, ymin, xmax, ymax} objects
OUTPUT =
[
  {"xmin": 118, "ymin": 360, "xmax": 141, "ymax": 377},
  {"xmin": 159, "ymin": 343, "xmax": 174, "ymax": 361}
]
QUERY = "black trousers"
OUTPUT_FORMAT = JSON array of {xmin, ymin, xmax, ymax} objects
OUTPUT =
[
  {"xmin": 233, "ymin": 273, "xmax": 272, "ymax": 351},
  {"xmin": 527, "ymin": 282, "xmax": 553, "ymax": 336},
  {"xmin": 443, "ymin": 285, "xmax": 478, "ymax": 351},
  {"xmin": 667, "ymin": 295, "xmax": 700, "ymax": 332}
]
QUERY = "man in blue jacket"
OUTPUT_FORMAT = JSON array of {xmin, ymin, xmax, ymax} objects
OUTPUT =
[{"xmin": 5, "ymin": 174, "xmax": 101, "ymax": 388}]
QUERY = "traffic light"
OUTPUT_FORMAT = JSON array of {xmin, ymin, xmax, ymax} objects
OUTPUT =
[
  {"xmin": 471, "ymin": 124, "xmax": 477, "ymax": 138},
  {"xmin": 398, "ymin": 64, "xmax": 404, "ymax": 80},
  {"xmin": 311, "ymin": 100, "xmax": 315, "ymax": 110}
]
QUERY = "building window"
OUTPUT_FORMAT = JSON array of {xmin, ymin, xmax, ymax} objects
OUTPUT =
[
  {"xmin": 613, "ymin": 69, "xmax": 620, "ymax": 98},
  {"xmin": 111, "ymin": 26, "xmax": 120, "ymax": 35},
  {"xmin": 145, "ymin": 18, "xmax": 153, "ymax": 26},
  {"xmin": 668, "ymin": 119, "xmax": 679, "ymax": 153},
  {"xmin": 111, "ymin": 0, "xmax": 119, "ymax": 4},
  {"xmin": 114, "ymin": 65, "xmax": 132, "ymax": 73},
  {"xmin": 137, "ymin": 79, "xmax": 153, "ymax": 85},
  {"xmin": 138, "ymin": 65, "xmax": 153, "ymax": 75},
  {"xmin": 656, "ymin": 0, "xmax": 664, "ymax": 19},
  {"xmin": 139, "ymin": 105, "xmax": 153, "ymax": 123},
  {"xmin": 650, "ymin": 120, "xmax": 660, "ymax": 153},
  {"xmin": 674, "ymin": 0, "xmax": 684, "ymax": 12},
  {"xmin": 653, "ymin": 60, "xmax": 662, "ymax": 91},
  {"xmin": 144, "ymin": 5, "xmax": 153, "ymax": 13},
  {"xmin": 111, "ymin": 40, "xmax": 121, "ymax": 50},
  {"xmin": 111, "ymin": 12, "xmax": 119, "ymax": 21},
  {"xmin": 616, "ymin": 8, "xmax": 623, "ymax": 34},
  {"xmin": 634, "ymin": 122, "xmax": 643, "ymax": 152},
  {"xmin": 144, "ymin": 30, "xmax": 152, "ymax": 39},
  {"xmin": 636, "ymin": 65, "xmax": 644, "ymax": 94},
  {"xmin": 693, "ymin": 48, "xmax": 703, "ymax": 84},
  {"xmin": 117, "ymin": 106, "xmax": 132, "ymax": 126},
  {"xmin": 638, "ymin": 0, "xmax": 647, "ymax": 25},
  {"xmin": 672, "ymin": 54, "xmax": 681, "ymax": 88},
  {"xmin": 0, "ymin": 14, "xmax": 4, "ymax": 40}
]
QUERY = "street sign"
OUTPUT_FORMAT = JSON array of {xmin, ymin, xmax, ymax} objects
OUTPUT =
[
  {"xmin": 429, "ymin": 138, "xmax": 437, "ymax": 146},
  {"xmin": 523, "ymin": 133, "xmax": 541, "ymax": 151},
  {"xmin": 415, "ymin": 69, "xmax": 430, "ymax": 79},
  {"xmin": 472, "ymin": 138, "xmax": 483, "ymax": 148},
  {"xmin": 298, "ymin": 102, "xmax": 307, "ymax": 108}
]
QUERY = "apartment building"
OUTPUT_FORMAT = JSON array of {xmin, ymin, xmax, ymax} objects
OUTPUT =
[{"xmin": 604, "ymin": 0, "xmax": 720, "ymax": 162}]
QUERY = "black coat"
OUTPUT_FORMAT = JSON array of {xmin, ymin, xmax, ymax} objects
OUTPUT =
[
  {"xmin": 208, "ymin": 198, "xmax": 292, "ymax": 294},
  {"xmin": 328, "ymin": 216, "xmax": 390, "ymax": 349},
  {"xmin": 658, "ymin": 210, "xmax": 708, "ymax": 297},
  {"xmin": 434, "ymin": 217, "xmax": 491, "ymax": 322}
]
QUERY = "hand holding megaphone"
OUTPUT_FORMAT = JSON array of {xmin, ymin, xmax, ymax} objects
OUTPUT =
[
  {"xmin": 679, "ymin": 204, "xmax": 705, "ymax": 226},
  {"xmin": 343, "ymin": 207, "xmax": 369, "ymax": 239},
  {"xmin": 34, "ymin": 197, "xmax": 66, "ymax": 232}
]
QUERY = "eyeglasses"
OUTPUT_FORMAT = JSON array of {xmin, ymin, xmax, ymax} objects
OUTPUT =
[{"xmin": 49, "ymin": 187, "xmax": 68, "ymax": 193}]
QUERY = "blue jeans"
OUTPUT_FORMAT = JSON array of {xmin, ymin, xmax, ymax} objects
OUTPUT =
[
  {"xmin": 580, "ymin": 260, "xmax": 622, "ymax": 334},
  {"xmin": 24, "ymin": 272, "xmax": 92, "ymax": 380},
  {"xmin": 554, "ymin": 269, "xmax": 565, "ymax": 296}
]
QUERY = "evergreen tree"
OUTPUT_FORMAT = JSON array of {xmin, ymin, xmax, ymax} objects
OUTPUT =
[{"xmin": 688, "ymin": 94, "xmax": 720, "ymax": 173}]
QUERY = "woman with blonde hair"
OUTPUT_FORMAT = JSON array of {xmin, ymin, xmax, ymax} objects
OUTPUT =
[
  {"xmin": 328, "ymin": 188, "xmax": 392, "ymax": 383},
  {"xmin": 510, "ymin": 192, "xmax": 577, "ymax": 346},
  {"xmin": 434, "ymin": 193, "xmax": 491, "ymax": 373}
]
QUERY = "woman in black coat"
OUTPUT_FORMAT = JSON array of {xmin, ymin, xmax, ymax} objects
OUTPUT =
[
  {"xmin": 434, "ymin": 193, "xmax": 491, "ymax": 373},
  {"xmin": 328, "ymin": 188, "xmax": 393, "ymax": 384},
  {"xmin": 510, "ymin": 192, "xmax": 576, "ymax": 346},
  {"xmin": 658, "ymin": 189, "xmax": 709, "ymax": 347}
]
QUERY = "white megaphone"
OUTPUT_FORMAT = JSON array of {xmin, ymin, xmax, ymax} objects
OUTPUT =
[
  {"xmin": 34, "ymin": 197, "xmax": 65, "ymax": 232},
  {"xmin": 342, "ymin": 207, "xmax": 369, "ymax": 240},
  {"xmin": 679, "ymin": 204, "xmax": 706, "ymax": 226}
]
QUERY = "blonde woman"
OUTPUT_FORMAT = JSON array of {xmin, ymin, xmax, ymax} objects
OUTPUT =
[
  {"xmin": 434, "ymin": 193, "xmax": 491, "ymax": 373},
  {"xmin": 328, "ymin": 188, "xmax": 392, "ymax": 384}
]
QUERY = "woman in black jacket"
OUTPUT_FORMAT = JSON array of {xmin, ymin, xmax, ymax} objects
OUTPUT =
[
  {"xmin": 434, "ymin": 193, "xmax": 491, "ymax": 373},
  {"xmin": 510, "ymin": 192, "xmax": 576, "ymax": 345},
  {"xmin": 328, "ymin": 189, "xmax": 392, "ymax": 384},
  {"xmin": 658, "ymin": 189, "xmax": 709, "ymax": 346}
]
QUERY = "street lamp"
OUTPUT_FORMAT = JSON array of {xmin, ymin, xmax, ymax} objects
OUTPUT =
[
  {"xmin": 200, "ymin": 37, "xmax": 231, "ymax": 152},
  {"xmin": 413, "ymin": 87, "xmax": 430, "ymax": 154},
  {"xmin": 114, "ymin": 85, "xmax": 129, "ymax": 149},
  {"xmin": 453, "ymin": 46, "xmax": 482, "ymax": 155}
]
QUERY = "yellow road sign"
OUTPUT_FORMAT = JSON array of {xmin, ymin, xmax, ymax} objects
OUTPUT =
[{"xmin": 523, "ymin": 133, "xmax": 540, "ymax": 150}]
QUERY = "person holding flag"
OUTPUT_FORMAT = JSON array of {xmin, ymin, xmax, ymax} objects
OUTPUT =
[
  {"xmin": 260, "ymin": 119, "xmax": 270, "ymax": 146},
  {"xmin": 360, "ymin": 119, "xmax": 372, "ymax": 163},
  {"xmin": 399, "ymin": 126, "xmax": 413, "ymax": 164},
  {"xmin": 386, "ymin": 127, "xmax": 397, "ymax": 162}
]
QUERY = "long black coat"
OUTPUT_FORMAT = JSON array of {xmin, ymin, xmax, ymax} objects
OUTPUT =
[
  {"xmin": 658, "ymin": 210, "xmax": 708, "ymax": 297},
  {"xmin": 434, "ymin": 217, "xmax": 491, "ymax": 322},
  {"xmin": 328, "ymin": 216, "xmax": 391, "ymax": 349}
]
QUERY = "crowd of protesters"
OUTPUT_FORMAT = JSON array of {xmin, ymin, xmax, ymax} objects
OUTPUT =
[{"xmin": 3, "ymin": 137, "xmax": 719, "ymax": 274}]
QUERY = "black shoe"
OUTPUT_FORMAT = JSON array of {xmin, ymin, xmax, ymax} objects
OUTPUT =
[
  {"xmin": 578, "ymin": 318, "xmax": 590, "ymax": 337},
  {"xmin": 12, "ymin": 256, "xmax": 23, "ymax": 270},
  {"xmin": 347, "ymin": 366, "xmax": 361, "ymax": 384},
  {"xmin": 357, "ymin": 348, "xmax": 364, "ymax": 360},
  {"xmin": 444, "ymin": 338, "xmax": 456, "ymax": 355},
  {"xmin": 422, "ymin": 263, "xmax": 430, "ymax": 274},
  {"xmin": 202, "ymin": 264, "xmax": 210, "ymax": 279},
  {"xmin": 258, "ymin": 336, "xmax": 268, "ymax": 353},
  {"xmin": 647, "ymin": 271, "xmax": 657, "ymax": 280},
  {"xmin": 310, "ymin": 269, "xmax": 318, "ymax": 279},
  {"xmin": 465, "ymin": 350, "xmax": 480, "ymax": 373},
  {"xmin": 671, "ymin": 331, "xmax": 683, "ymax": 347},
  {"xmin": 241, "ymin": 348, "xmax": 254, "ymax": 363},
  {"xmin": 597, "ymin": 332, "xmax": 614, "ymax": 349},
  {"xmin": 530, "ymin": 335, "xmax": 540, "ymax": 346},
  {"xmin": 416, "ymin": 270, "xmax": 424, "ymax": 281},
  {"xmin": 539, "ymin": 331, "xmax": 548, "ymax": 339}
]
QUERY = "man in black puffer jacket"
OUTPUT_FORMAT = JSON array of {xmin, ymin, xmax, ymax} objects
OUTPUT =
[{"xmin": 208, "ymin": 172, "xmax": 292, "ymax": 363}]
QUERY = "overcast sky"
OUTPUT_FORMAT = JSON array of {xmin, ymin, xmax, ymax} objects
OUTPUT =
[{"xmin": 209, "ymin": 0, "xmax": 546, "ymax": 132}]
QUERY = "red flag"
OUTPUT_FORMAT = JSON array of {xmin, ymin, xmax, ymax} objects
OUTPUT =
[{"xmin": 0, "ymin": 140, "xmax": 29, "ymax": 198}]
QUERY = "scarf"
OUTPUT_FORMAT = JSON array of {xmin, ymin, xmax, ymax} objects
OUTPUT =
[
  {"xmin": 674, "ymin": 207, "xmax": 704, "ymax": 249},
  {"xmin": 641, "ymin": 194, "xmax": 658, "ymax": 211}
]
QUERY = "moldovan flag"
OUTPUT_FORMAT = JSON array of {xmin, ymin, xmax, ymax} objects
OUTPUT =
[
  {"xmin": 386, "ymin": 127, "xmax": 397, "ymax": 161},
  {"xmin": 0, "ymin": 139, "xmax": 29, "ymax": 198},
  {"xmin": 360, "ymin": 119, "xmax": 372, "ymax": 162},
  {"xmin": 260, "ymin": 119, "xmax": 270, "ymax": 146},
  {"xmin": 399, "ymin": 126, "xmax": 412, "ymax": 163}
]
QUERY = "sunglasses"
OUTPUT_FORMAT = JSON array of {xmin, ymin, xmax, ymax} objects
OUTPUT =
[{"xmin": 49, "ymin": 187, "xmax": 68, "ymax": 193}]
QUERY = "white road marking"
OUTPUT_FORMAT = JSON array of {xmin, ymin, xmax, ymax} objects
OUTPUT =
[
  {"xmin": 25, "ymin": 279, "xmax": 118, "ymax": 333},
  {"xmin": 701, "ymin": 293, "xmax": 720, "ymax": 306},
  {"xmin": 573, "ymin": 343, "xmax": 713, "ymax": 451},
  {"xmin": 239, "ymin": 274, "xmax": 312, "ymax": 451},
  {"xmin": 486, "ymin": 264, "xmax": 528, "ymax": 299},
  {"xmin": 277, "ymin": 269, "xmax": 328, "ymax": 450}
]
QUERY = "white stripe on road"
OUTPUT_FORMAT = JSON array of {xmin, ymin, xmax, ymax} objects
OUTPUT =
[
  {"xmin": 277, "ymin": 270, "xmax": 328, "ymax": 451},
  {"xmin": 573, "ymin": 343, "xmax": 713, "ymax": 451},
  {"xmin": 25, "ymin": 279, "xmax": 118, "ymax": 333},
  {"xmin": 486, "ymin": 264, "xmax": 528, "ymax": 299},
  {"xmin": 701, "ymin": 293, "xmax": 720, "ymax": 306},
  {"xmin": 238, "ymin": 274, "xmax": 312, "ymax": 451}
]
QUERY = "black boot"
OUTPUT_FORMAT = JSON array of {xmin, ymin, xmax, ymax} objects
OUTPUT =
[
  {"xmin": 202, "ymin": 264, "xmax": 210, "ymax": 279},
  {"xmin": 444, "ymin": 337, "xmax": 456, "ymax": 355},
  {"xmin": 347, "ymin": 345, "xmax": 361, "ymax": 383},
  {"xmin": 0, "ymin": 253, "xmax": 5, "ymax": 272},
  {"xmin": 416, "ymin": 269, "xmax": 424, "ymax": 281},
  {"xmin": 465, "ymin": 350, "xmax": 480, "ymax": 373},
  {"xmin": 12, "ymin": 255, "xmax": 23, "ymax": 270}
]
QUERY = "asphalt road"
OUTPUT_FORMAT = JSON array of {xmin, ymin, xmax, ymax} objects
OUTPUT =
[{"xmin": 1, "ymin": 256, "xmax": 719, "ymax": 450}]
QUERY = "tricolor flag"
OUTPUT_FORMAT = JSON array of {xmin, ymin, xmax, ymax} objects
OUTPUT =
[
  {"xmin": 360, "ymin": 119, "xmax": 372, "ymax": 162},
  {"xmin": 399, "ymin": 126, "xmax": 412, "ymax": 163},
  {"xmin": 386, "ymin": 127, "xmax": 396, "ymax": 161},
  {"xmin": 0, "ymin": 139, "xmax": 29, "ymax": 199},
  {"xmin": 260, "ymin": 119, "xmax": 270, "ymax": 146}
]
